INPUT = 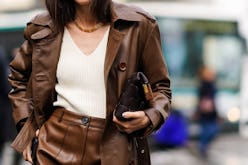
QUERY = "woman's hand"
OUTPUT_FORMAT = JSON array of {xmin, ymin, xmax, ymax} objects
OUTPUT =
[
  {"xmin": 113, "ymin": 111, "xmax": 151, "ymax": 134},
  {"xmin": 23, "ymin": 140, "xmax": 33, "ymax": 163},
  {"xmin": 23, "ymin": 129, "xmax": 39, "ymax": 163}
]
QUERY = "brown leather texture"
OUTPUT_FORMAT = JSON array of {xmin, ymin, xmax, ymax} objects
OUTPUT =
[
  {"xmin": 8, "ymin": 2, "xmax": 172, "ymax": 165},
  {"xmin": 35, "ymin": 108, "xmax": 105, "ymax": 165}
]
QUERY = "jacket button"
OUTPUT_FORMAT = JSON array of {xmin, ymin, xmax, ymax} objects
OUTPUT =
[
  {"xmin": 82, "ymin": 117, "xmax": 89, "ymax": 125},
  {"xmin": 119, "ymin": 62, "xmax": 127, "ymax": 71}
]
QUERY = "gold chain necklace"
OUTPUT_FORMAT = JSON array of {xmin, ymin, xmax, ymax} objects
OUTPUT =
[{"xmin": 74, "ymin": 21, "xmax": 104, "ymax": 33}]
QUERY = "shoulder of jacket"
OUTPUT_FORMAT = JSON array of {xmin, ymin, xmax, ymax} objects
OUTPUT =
[
  {"xmin": 113, "ymin": 2, "xmax": 156, "ymax": 23},
  {"xmin": 25, "ymin": 11, "xmax": 54, "ymax": 40},
  {"xmin": 28, "ymin": 11, "xmax": 52, "ymax": 27},
  {"xmin": 129, "ymin": 5, "xmax": 156, "ymax": 22}
]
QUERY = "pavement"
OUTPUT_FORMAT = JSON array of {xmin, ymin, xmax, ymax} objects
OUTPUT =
[
  {"xmin": 150, "ymin": 133, "xmax": 248, "ymax": 165},
  {"xmin": 1, "ymin": 133, "xmax": 247, "ymax": 165}
]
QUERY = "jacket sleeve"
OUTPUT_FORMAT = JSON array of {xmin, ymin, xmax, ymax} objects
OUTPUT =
[
  {"xmin": 141, "ymin": 21, "xmax": 172, "ymax": 135},
  {"xmin": 8, "ymin": 27, "xmax": 33, "ymax": 131}
]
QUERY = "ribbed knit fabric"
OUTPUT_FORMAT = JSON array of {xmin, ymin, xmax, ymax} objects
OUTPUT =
[{"xmin": 53, "ymin": 27, "xmax": 110, "ymax": 118}]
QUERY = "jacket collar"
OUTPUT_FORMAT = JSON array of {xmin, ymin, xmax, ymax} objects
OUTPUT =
[{"xmin": 110, "ymin": 1, "xmax": 147, "ymax": 22}]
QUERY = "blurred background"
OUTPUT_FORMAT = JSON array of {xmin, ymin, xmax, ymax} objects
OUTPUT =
[{"xmin": 1, "ymin": 0, "xmax": 248, "ymax": 165}]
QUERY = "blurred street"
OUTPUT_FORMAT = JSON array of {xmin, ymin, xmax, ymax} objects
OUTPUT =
[
  {"xmin": 0, "ymin": 133, "xmax": 247, "ymax": 165},
  {"xmin": 150, "ymin": 133, "xmax": 248, "ymax": 165}
]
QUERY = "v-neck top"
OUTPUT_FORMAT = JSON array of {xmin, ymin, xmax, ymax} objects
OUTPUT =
[{"xmin": 53, "ymin": 26, "xmax": 110, "ymax": 118}]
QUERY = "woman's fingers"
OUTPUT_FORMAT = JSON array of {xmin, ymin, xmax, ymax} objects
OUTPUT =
[
  {"xmin": 113, "ymin": 111, "xmax": 150, "ymax": 134},
  {"xmin": 36, "ymin": 129, "xmax": 40, "ymax": 136},
  {"xmin": 23, "ymin": 142, "xmax": 33, "ymax": 164},
  {"xmin": 23, "ymin": 129, "xmax": 39, "ymax": 164},
  {"xmin": 122, "ymin": 111, "xmax": 146, "ymax": 119}
]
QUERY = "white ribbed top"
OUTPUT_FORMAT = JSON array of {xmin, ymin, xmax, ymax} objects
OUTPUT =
[{"xmin": 53, "ymin": 27, "xmax": 110, "ymax": 118}]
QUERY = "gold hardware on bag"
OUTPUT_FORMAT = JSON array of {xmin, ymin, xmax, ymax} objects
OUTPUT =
[{"xmin": 142, "ymin": 83, "xmax": 153, "ymax": 101}]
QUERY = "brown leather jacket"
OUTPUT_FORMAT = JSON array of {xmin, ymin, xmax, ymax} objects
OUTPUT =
[{"xmin": 8, "ymin": 2, "xmax": 171, "ymax": 165}]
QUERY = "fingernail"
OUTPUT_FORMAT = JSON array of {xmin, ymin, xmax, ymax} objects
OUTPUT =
[{"xmin": 122, "ymin": 113, "xmax": 126, "ymax": 118}]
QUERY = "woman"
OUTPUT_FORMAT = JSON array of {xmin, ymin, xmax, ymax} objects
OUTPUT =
[{"xmin": 8, "ymin": 0, "xmax": 171, "ymax": 164}]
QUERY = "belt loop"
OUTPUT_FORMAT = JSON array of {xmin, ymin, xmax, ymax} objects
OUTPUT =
[{"xmin": 58, "ymin": 110, "xmax": 64, "ymax": 122}]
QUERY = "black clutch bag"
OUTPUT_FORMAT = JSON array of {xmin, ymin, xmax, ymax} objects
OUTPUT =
[{"xmin": 114, "ymin": 72, "xmax": 153, "ymax": 121}]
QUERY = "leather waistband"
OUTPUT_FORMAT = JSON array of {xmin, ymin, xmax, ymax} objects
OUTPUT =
[{"xmin": 52, "ymin": 107, "xmax": 106, "ymax": 129}]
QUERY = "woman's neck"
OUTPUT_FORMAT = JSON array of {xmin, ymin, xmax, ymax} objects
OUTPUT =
[{"xmin": 75, "ymin": 4, "xmax": 99, "ymax": 28}]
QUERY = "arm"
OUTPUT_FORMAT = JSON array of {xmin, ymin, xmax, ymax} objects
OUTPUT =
[
  {"xmin": 141, "ymin": 21, "xmax": 172, "ymax": 133},
  {"xmin": 113, "ymin": 21, "xmax": 172, "ymax": 137},
  {"xmin": 8, "ymin": 28, "xmax": 33, "ymax": 132}
]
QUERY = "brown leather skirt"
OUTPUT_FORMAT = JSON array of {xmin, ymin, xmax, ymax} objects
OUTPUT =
[{"xmin": 35, "ymin": 107, "xmax": 106, "ymax": 165}]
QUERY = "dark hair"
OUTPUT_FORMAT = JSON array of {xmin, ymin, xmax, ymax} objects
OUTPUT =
[{"xmin": 45, "ymin": 0, "xmax": 111, "ymax": 32}]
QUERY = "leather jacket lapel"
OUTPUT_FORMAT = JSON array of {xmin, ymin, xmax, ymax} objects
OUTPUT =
[{"xmin": 104, "ymin": 27, "xmax": 125, "ymax": 86}]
